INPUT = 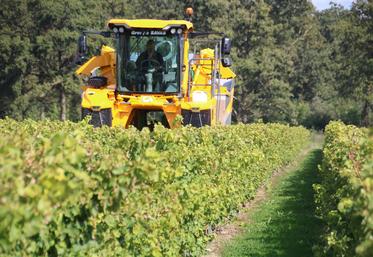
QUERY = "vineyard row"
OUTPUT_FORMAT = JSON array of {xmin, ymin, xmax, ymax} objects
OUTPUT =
[
  {"xmin": 0, "ymin": 119, "xmax": 309, "ymax": 256},
  {"xmin": 314, "ymin": 121, "xmax": 373, "ymax": 257}
]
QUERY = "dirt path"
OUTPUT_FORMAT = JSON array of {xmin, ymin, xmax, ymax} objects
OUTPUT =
[{"xmin": 204, "ymin": 134, "xmax": 323, "ymax": 257}]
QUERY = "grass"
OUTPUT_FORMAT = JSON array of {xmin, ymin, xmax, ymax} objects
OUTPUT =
[{"xmin": 221, "ymin": 149, "xmax": 323, "ymax": 257}]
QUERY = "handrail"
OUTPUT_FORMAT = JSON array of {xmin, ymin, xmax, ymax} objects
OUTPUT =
[{"xmin": 187, "ymin": 57, "xmax": 214, "ymax": 101}]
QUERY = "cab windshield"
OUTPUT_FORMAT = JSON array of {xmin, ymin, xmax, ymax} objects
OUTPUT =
[{"xmin": 117, "ymin": 31, "xmax": 180, "ymax": 93}]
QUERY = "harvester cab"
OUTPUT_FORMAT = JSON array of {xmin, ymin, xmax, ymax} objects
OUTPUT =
[{"xmin": 75, "ymin": 9, "xmax": 236, "ymax": 129}]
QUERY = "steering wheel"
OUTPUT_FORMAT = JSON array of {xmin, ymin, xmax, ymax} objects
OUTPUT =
[{"xmin": 140, "ymin": 59, "xmax": 161, "ymax": 73}]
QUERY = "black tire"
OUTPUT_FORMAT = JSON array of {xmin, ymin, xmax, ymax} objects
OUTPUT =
[
  {"xmin": 87, "ymin": 76, "xmax": 108, "ymax": 88},
  {"xmin": 82, "ymin": 108, "xmax": 112, "ymax": 127}
]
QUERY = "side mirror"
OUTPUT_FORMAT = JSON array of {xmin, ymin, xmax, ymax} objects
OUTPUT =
[
  {"xmin": 221, "ymin": 37, "xmax": 231, "ymax": 55},
  {"xmin": 221, "ymin": 57, "xmax": 232, "ymax": 67},
  {"xmin": 76, "ymin": 34, "xmax": 88, "ymax": 65}
]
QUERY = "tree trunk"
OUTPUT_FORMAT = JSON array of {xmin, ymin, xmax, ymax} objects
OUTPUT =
[
  {"xmin": 60, "ymin": 86, "xmax": 66, "ymax": 121},
  {"xmin": 361, "ymin": 83, "xmax": 372, "ymax": 127},
  {"xmin": 41, "ymin": 106, "xmax": 45, "ymax": 120}
]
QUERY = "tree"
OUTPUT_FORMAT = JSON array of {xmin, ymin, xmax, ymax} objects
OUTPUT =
[
  {"xmin": 318, "ymin": 1, "xmax": 372, "ymax": 126},
  {"xmin": 350, "ymin": 0, "xmax": 372, "ymax": 126},
  {"xmin": 0, "ymin": 0, "xmax": 109, "ymax": 121}
]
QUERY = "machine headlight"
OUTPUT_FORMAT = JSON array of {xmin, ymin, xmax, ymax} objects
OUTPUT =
[
  {"xmin": 192, "ymin": 91, "xmax": 208, "ymax": 103},
  {"xmin": 113, "ymin": 27, "xmax": 119, "ymax": 33},
  {"xmin": 170, "ymin": 28, "xmax": 176, "ymax": 34},
  {"xmin": 177, "ymin": 28, "xmax": 183, "ymax": 34},
  {"xmin": 119, "ymin": 27, "xmax": 125, "ymax": 33},
  {"xmin": 141, "ymin": 96, "xmax": 154, "ymax": 103}
]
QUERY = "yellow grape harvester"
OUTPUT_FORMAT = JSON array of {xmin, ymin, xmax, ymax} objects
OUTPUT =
[{"xmin": 75, "ymin": 8, "xmax": 236, "ymax": 129}]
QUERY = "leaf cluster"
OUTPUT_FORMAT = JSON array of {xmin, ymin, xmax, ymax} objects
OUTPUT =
[
  {"xmin": 314, "ymin": 121, "xmax": 373, "ymax": 256},
  {"xmin": 0, "ymin": 120, "xmax": 309, "ymax": 256}
]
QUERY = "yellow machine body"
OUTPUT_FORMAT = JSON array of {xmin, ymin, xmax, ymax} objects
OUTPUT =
[{"xmin": 76, "ymin": 19, "xmax": 236, "ymax": 128}]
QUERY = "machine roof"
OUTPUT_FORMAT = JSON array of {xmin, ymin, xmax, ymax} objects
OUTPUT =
[{"xmin": 108, "ymin": 19, "xmax": 193, "ymax": 30}]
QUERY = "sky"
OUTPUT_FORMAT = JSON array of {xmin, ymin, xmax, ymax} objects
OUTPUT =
[{"xmin": 311, "ymin": 0, "xmax": 354, "ymax": 10}]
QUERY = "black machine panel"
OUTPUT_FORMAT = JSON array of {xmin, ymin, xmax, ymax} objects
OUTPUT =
[{"xmin": 181, "ymin": 109, "xmax": 211, "ymax": 127}]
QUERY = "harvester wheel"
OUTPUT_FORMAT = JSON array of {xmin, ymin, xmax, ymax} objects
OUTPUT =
[
  {"xmin": 87, "ymin": 76, "xmax": 108, "ymax": 88},
  {"xmin": 82, "ymin": 108, "xmax": 112, "ymax": 127}
]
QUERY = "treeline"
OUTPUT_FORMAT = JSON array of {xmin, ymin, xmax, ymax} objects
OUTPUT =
[{"xmin": 0, "ymin": 0, "xmax": 371, "ymax": 128}]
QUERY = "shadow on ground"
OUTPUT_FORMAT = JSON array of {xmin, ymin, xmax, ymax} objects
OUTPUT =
[{"xmin": 222, "ymin": 149, "xmax": 323, "ymax": 257}]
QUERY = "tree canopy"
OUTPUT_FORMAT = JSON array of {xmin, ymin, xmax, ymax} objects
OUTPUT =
[{"xmin": 0, "ymin": 0, "xmax": 371, "ymax": 128}]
